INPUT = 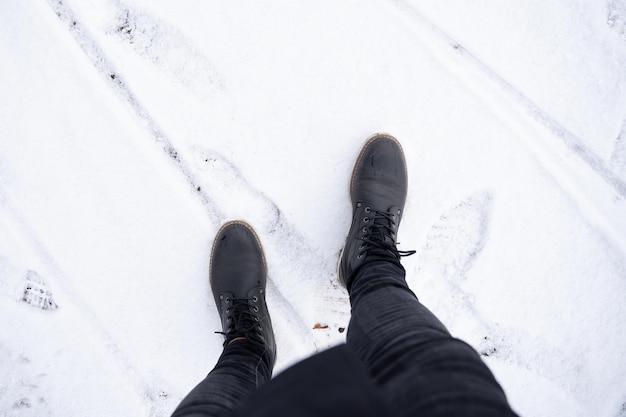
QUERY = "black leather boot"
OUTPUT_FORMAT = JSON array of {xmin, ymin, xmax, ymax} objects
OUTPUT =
[
  {"xmin": 338, "ymin": 133, "xmax": 415, "ymax": 290},
  {"xmin": 210, "ymin": 221, "xmax": 276, "ymax": 366}
]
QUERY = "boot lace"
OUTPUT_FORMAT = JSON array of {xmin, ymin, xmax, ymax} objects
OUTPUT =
[
  {"xmin": 358, "ymin": 208, "xmax": 416, "ymax": 260},
  {"xmin": 216, "ymin": 297, "xmax": 265, "ymax": 347}
]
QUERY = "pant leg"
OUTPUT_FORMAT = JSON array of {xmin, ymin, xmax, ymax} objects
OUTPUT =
[
  {"xmin": 346, "ymin": 261, "xmax": 518, "ymax": 417},
  {"xmin": 171, "ymin": 339, "xmax": 272, "ymax": 417}
]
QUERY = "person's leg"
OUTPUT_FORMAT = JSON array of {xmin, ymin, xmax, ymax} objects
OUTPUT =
[
  {"xmin": 172, "ymin": 221, "xmax": 276, "ymax": 417},
  {"xmin": 339, "ymin": 134, "xmax": 516, "ymax": 416},
  {"xmin": 346, "ymin": 260, "xmax": 515, "ymax": 416},
  {"xmin": 172, "ymin": 339, "xmax": 271, "ymax": 417}
]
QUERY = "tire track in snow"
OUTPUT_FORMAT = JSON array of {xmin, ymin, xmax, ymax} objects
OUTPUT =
[
  {"xmin": 384, "ymin": 0, "xmax": 626, "ymax": 257},
  {"xmin": 609, "ymin": 119, "xmax": 626, "ymax": 182},
  {"xmin": 46, "ymin": 0, "xmax": 327, "ymax": 353},
  {"xmin": 47, "ymin": 0, "xmax": 224, "ymax": 224},
  {"xmin": 388, "ymin": 0, "xmax": 626, "ymax": 198}
]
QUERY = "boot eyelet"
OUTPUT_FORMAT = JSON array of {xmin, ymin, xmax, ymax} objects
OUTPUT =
[
  {"xmin": 363, "ymin": 217, "xmax": 369, "ymax": 223},
  {"xmin": 398, "ymin": 209, "xmax": 401, "ymax": 214},
  {"xmin": 253, "ymin": 306, "xmax": 259, "ymax": 312},
  {"xmin": 357, "ymin": 202, "xmax": 362, "ymax": 208},
  {"xmin": 359, "ymin": 244, "xmax": 365, "ymax": 250},
  {"xmin": 357, "ymin": 254, "xmax": 363, "ymax": 259},
  {"xmin": 219, "ymin": 294, "xmax": 224, "ymax": 300},
  {"xmin": 252, "ymin": 296, "xmax": 258, "ymax": 302},
  {"xmin": 255, "ymin": 316, "xmax": 260, "ymax": 322},
  {"xmin": 362, "ymin": 227, "xmax": 367, "ymax": 233},
  {"xmin": 226, "ymin": 308, "xmax": 231, "ymax": 313},
  {"xmin": 258, "ymin": 325, "xmax": 263, "ymax": 331},
  {"xmin": 225, "ymin": 297, "xmax": 230, "ymax": 303},
  {"xmin": 365, "ymin": 207, "xmax": 371, "ymax": 213}
]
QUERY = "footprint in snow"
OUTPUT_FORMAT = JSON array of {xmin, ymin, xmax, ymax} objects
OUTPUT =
[
  {"xmin": 416, "ymin": 192, "xmax": 492, "ymax": 282},
  {"xmin": 21, "ymin": 270, "xmax": 58, "ymax": 311},
  {"xmin": 0, "ymin": 256, "xmax": 58, "ymax": 311},
  {"xmin": 108, "ymin": 1, "xmax": 224, "ymax": 98},
  {"xmin": 0, "ymin": 344, "xmax": 49, "ymax": 415},
  {"xmin": 411, "ymin": 193, "xmax": 577, "ymax": 391},
  {"xmin": 411, "ymin": 192, "xmax": 511, "ymax": 357}
]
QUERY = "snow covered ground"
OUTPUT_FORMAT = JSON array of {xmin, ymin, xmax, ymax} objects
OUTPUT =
[{"xmin": 1, "ymin": 0, "xmax": 626, "ymax": 416}]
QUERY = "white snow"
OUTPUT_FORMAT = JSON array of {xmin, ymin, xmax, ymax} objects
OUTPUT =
[{"xmin": 1, "ymin": 1, "xmax": 625, "ymax": 416}]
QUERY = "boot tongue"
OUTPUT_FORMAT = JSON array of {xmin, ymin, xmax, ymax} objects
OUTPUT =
[{"xmin": 370, "ymin": 219, "xmax": 394, "ymax": 246}]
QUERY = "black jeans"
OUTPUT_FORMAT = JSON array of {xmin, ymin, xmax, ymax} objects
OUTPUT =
[{"xmin": 172, "ymin": 260, "xmax": 517, "ymax": 417}]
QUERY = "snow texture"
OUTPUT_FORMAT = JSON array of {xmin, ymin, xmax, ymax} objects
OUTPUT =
[{"xmin": 1, "ymin": 1, "xmax": 626, "ymax": 416}]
